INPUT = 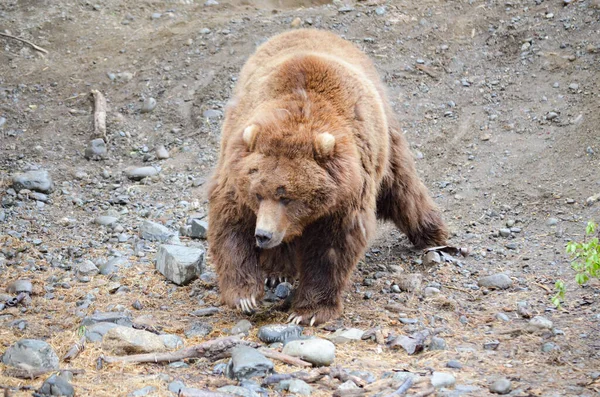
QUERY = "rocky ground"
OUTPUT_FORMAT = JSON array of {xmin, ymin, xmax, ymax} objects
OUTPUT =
[{"xmin": 1, "ymin": 0, "xmax": 599, "ymax": 396}]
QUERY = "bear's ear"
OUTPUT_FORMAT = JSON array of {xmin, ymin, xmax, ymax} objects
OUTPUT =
[
  {"xmin": 314, "ymin": 132, "xmax": 336, "ymax": 158},
  {"xmin": 243, "ymin": 124, "xmax": 259, "ymax": 151}
]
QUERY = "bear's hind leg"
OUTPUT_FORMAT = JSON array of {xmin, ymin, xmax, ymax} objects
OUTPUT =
[
  {"xmin": 377, "ymin": 130, "xmax": 448, "ymax": 248},
  {"xmin": 290, "ymin": 210, "xmax": 375, "ymax": 326}
]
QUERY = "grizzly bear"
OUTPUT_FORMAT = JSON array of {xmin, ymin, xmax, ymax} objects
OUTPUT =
[{"xmin": 207, "ymin": 29, "xmax": 448, "ymax": 325}]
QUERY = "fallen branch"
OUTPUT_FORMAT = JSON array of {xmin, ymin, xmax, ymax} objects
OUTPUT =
[
  {"xmin": 101, "ymin": 336, "xmax": 256, "ymax": 365},
  {"xmin": 415, "ymin": 64, "xmax": 439, "ymax": 80},
  {"xmin": 0, "ymin": 32, "xmax": 49, "ymax": 54},
  {"xmin": 4, "ymin": 367, "xmax": 84, "ymax": 380},
  {"xmin": 90, "ymin": 90, "xmax": 107, "ymax": 141},
  {"xmin": 384, "ymin": 377, "xmax": 413, "ymax": 397},
  {"xmin": 258, "ymin": 347, "xmax": 312, "ymax": 367},
  {"xmin": 63, "ymin": 336, "xmax": 86, "ymax": 362}
]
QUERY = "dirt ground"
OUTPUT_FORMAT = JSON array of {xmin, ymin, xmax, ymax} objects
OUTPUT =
[{"xmin": 1, "ymin": 0, "xmax": 599, "ymax": 396}]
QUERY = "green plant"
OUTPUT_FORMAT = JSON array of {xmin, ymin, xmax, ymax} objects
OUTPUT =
[{"xmin": 553, "ymin": 221, "xmax": 600, "ymax": 307}]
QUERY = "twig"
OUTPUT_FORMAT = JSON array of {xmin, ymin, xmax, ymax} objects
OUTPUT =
[
  {"xmin": 101, "ymin": 336, "xmax": 256, "ymax": 365},
  {"xmin": 63, "ymin": 336, "xmax": 86, "ymax": 362},
  {"xmin": 415, "ymin": 64, "xmax": 439, "ymax": 80},
  {"xmin": 258, "ymin": 348, "xmax": 312, "ymax": 367},
  {"xmin": 384, "ymin": 377, "xmax": 413, "ymax": 396},
  {"xmin": 534, "ymin": 282, "xmax": 552, "ymax": 293},
  {"xmin": 3, "ymin": 367, "xmax": 84, "ymax": 380},
  {"xmin": 0, "ymin": 32, "xmax": 49, "ymax": 54},
  {"xmin": 90, "ymin": 90, "xmax": 107, "ymax": 141}
]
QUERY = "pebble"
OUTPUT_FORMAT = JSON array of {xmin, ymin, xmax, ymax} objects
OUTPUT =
[
  {"xmin": 282, "ymin": 338, "xmax": 335, "ymax": 366},
  {"xmin": 160, "ymin": 334, "xmax": 184, "ymax": 350},
  {"xmin": 125, "ymin": 166, "xmax": 159, "ymax": 181},
  {"xmin": 496, "ymin": 312, "xmax": 510, "ymax": 322},
  {"xmin": 95, "ymin": 215, "xmax": 119, "ymax": 227},
  {"xmin": 7, "ymin": 279, "xmax": 33, "ymax": 294},
  {"xmin": 2, "ymin": 339, "xmax": 59, "ymax": 370},
  {"xmin": 375, "ymin": 6, "xmax": 386, "ymax": 15},
  {"xmin": 529, "ymin": 316, "xmax": 553, "ymax": 330},
  {"xmin": 277, "ymin": 379, "xmax": 312, "ymax": 396},
  {"xmin": 274, "ymin": 282, "xmax": 292, "ymax": 299},
  {"xmin": 231, "ymin": 319, "xmax": 252, "ymax": 335},
  {"xmin": 327, "ymin": 328, "xmax": 364, "ymax": 344},
  {"xmin": 568, "ymin": 83, "xmax": 579, "ymax": 91},
  {"xmin": 189, "ymin": 219, "xmax": 208, "ymax": 239},
  {"xmin": 202, "ymin": 109, "xmax": 222, "ymax": 119},
  {"xmin": 12, "ymin": 170, "xmax": 54, "ymax": 193},
  {"xmin": 499, "ymin": 228, "xmax": 511, "ymax": 237},
  {"xmin": 102, "ymin": 325, "xmax": 167, "ymax": 355},
  {"xmin": 184, "ymin": 322, "xmax": 213, "ymax": 338},
  {"xmin": 541, "ymin": 342, "xmax": 557, "ymax": 352},
  {"xmin": 85, "ymin": 322, "xmax": 119, "ymax": 342},
  {"xmin": 431, "ymin": 372, "xmax": 456, "ymax": 389},
  {"xmin": 82, "ymin": 312, "xmax": 132, "ymax": 327},
  {"xmin": 227, "ymin": 346, "xmax": 274, "ymax": 380},
  {"xmin": 484, "ymin": 340, "xmax": 500, "ymax": 350},
  {"xmin": 168, "ymin": 381, "xmax": 185, "ymax": 394},
  {"xmin": 547, "ymin": 218, "xmax": 559, "ymax": 226},
  {"xmin": 205, "ymin": 0, "xmax": 219, "ymax": 5},
  {"xmin": 140, "ymin": 97, "xmax": 157, "ymax": 113},
  {"xmin": 258, "ymin": 324, "xmax": 303, "ymax": 344},
  {"xmin": 290, "ymin": 17, "xmax": 302, "ymax": 28},
  {"xmin": 191, "ymin": 307, "xmax": 219, "ymax": 317},
  {"xmin": 446, "ymin": 360, "xmax": 462, "ymax": 369},
  {"xmin": 38, "ymin": 374, "xmax": 75, "ymax": 396},
  {"xmin": 155, "ymin": 244, "xmax": 204, "ymax": 285},
  {"xmin": 490, "ymin": 378, "xmax": 512, "ymax": 394},
  {"xmin": 423, "ymin": 251, "xmax": 441, "ymax": 266},
  {"xmin": 131, "ymin": 386, "xmax": 157, "ymax": 397},
  {"xmin": 429, "ymin": 336, "xmax": 447, "ymax": 350},
  {"xmin": 396, "ymin": 273, "xmax": 422, "ymax": 292},
  {"xmin": 423, "ymin": 287, "xmax": 441, "ymax": 297},
  {"xmin": 477, "ymin": 273, "xmax": 512, "ymax": 290},
  {"xmin": 155, "ymin": 145, "xmax": 169, "ymax": 159},
  {"xmin": 338, "ymin": 380, "xmax": 359, "ymax": 391},
  {"xmin": 151, "ymin": 12, "xmax": 161, "ymax": 19},
  {"xmin": 85, "ymin": 138, "xmax": 107, "ymax": 160},
  {"xmin": 76, "ymin": 260, "xmax": 99, "ymax": 276},
  {"xmin": 140, "ymin": 220, "xmax": 177, "ymax": 242}
]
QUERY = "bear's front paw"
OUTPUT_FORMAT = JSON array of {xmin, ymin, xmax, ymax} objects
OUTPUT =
[
  {"xmin": 287, "ymin": 305, "xmax": 342, "ymax": 326},
  {"xmin": 222, "ymin": 290, "xmax": 263, "ymax": 314}
]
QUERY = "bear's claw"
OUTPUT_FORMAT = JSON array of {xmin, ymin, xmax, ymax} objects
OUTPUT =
[
  {"xmin": 264, "ymin": 276, "xmax": 289, "ymax": 289},
  {"xmin": 287, "ymin": 312, "xmax": 316, "ymax": 327},
  {"xmin": 235, "ymin": 295, "xmax": 258, "ymax": 314}
]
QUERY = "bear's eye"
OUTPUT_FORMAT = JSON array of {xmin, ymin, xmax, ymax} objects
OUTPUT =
[
  {"xmin": 280, "ymin": 198, "xmax": 292, "ymax": 205},
  {"xmin": 256, "ymin": 194, "xmax": 263, "ymax": 201}
]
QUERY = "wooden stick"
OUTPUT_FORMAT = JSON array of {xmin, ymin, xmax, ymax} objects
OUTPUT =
[
  {"xmin": 63, "ymin": 336, "xmax": 86, "ymax": 362},
  {"xmin": 4, "ymin": 367, "xmax": 84, "ymax": 380},
  {"xmin": 90, "ymin": 90, "xmax": 107, "ymax": 141},
  {"xmin": 384, "ymin": 377, "xmax": 413, "ymax": 396},
  {"xmin": 258, "ymin": 348, "xmax": 312, "ymax": 367},
  {"xmin": 101, "ymin": 336, "xmax": 255, "ymax": 365},
  {"xmin": 0, "ymin": 32, "xmax": 49, "ymax": 54}
]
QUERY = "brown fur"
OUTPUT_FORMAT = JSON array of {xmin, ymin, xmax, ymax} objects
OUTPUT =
[{"xmin": 207, "ymin": 29, "xmax": 448, "ymax": 325}]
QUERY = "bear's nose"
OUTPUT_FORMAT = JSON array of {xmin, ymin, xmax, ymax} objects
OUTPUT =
[{"xmin": 255, "ymin": 229, "xmax": 273, "ymax": 248}]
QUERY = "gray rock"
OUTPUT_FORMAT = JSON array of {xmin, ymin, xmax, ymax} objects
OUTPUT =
[
  {"xmin": 168, "ymin": 381, "xmax": 185, "ymax": 394},
  {"xmin": 130, "ymin": 386, "xmax": 157, "ymax": 397},
  {"xmin": 477, "ymin": 274, "xmax": 512, "ymax": 290},
  {"xmin": 82, "ymin": 312, "xmax": 132, "ymax": 327},
  {"xmin": 30, "ymin": 192, "xmax": 49, "ymax": 202},
  {"xmin": 431, "ymin": 372, "xmax": 456, "ymax": 389},
  {"xmin": 125, "ymin": 166, "xmax": 159, "ymax": 181},
  {"xmin": 202, "ymin": 109, "xmax": 222, "ymax": 119},
  {"xmin": 277, "ymin": 379, "xmax": 312, "ymax": 395},
  {"xmin": 2, "ymin": 339, "xmax": 59, "ymax": 370},
  {"xmin": 85, "ymin": 138, "xmax": 107, "ymax": 160},
  {"xmin": 327, "ymin": 328, "xmax": 364, "ymax": 344},
  {"xmin": 258, "ymin": 324, "xmax": 303, "ymax": 344},
  {"xmin": 185, "ymin": 322, "xmax": 213, "ymax": 338},
  {"xmin": 547, "ymin": 218, "xmax": 559, "ymax": 226},
  {"xmin": 568, "ymin": 83, "xmax": 579, "ymax": 91},
  {"xmin": 529, "ymin": 316, "xmax": 553, "ymax": 330},
  {"xmin": 423, "ymin": 287, "xmax": 441, "ymax": 297},
  {"xmin": 7, "ymin": 279, "xmax": 33, "ymax": 294},
  {"xmin": 446, "ymin": 360, "xmax": 462, "ymax": 369},
  {"xmin": 338, "ymin": 380, "xmax": 359, "ymax": 391},
  {"xmin": 282, "ymin": 338, "xmax": 335, "ymax": 366},
  {"xmin": 155, "ymin": 244, "xmax": 204, "ymax": 285},
  {"xmin": 159, "ymin": 334, "xmax": 184, "ymax": 350},
  {"xmin": 396, "ymin": 273, "xmax": 422, "ymax": 292},
  {"xmin": 189, "ymin": 219, "xmax": 208, "ymax": 239},
  {"xmin": 227, "ymin": 346, "xmax": 274, "ymax": 380},
  {"xmin": 375, "ymin": 6, "xmax": 386, "ymax": 15},
  {"xmin": 98, "ymin": 257, "xmax": 129, "ymax": 275},
  {"xmin": 274, "ymin": 282, "xmax": 292, "ymax": 299},
  {"xmin": 231, "ymin": 319, "xmax": 252, "ymax": 335},
  {"xmin": 490, "ymin": 378, "xmax": 512, "ymax": 394},
  {"xmin": 140, "ymin": 97, "xmax": 157, "ymax": 113},
  {"xmin": 499, "ymin": 228, "xmax": 511, "ymax": 237},
  {"xmin": 12, "ymin": 170, "xmax": 53, "ymax": 193},
  {"xmin": 76, "ymin": 260, "xmax": 99, "ymax": 276},
  {"xmin": 141, "ymin": 220, "xmax": 177, "ymax": 242},
  {"xmin": 102, "ymin": 325, "xmax": 167, "ymax": 355},
  {"xmin": 85, "ymin": 322, "xmax": 119, "ymax": 342},
  {"xmin": 191, "ymin": 307, "xmax": 219, "ymax": 317},
  {"xmin": 423, "ymin": 251, "xmax": 441, "ymax": 266},
  {"xmin": 496, "ymin": 312, "xmax": 510, "ymax": 322},
  {"xmin": 155, "ymin": 145, "xmax": 169, "ymax": 159},
  {"xmin": 429, "ymin": 337, "xmax": 447, "ymax": 350},
  {"xmin": 541, "ymin": 342, "xmax": 557, "ymax": 352},
  {"xmin": 217, "ymin": 385, "xmax": 258, "ymax": 397},
  {"xmin": 95, "ymin": 215, "xmax": 119, "ymax": 227},
  {"xmin": 38, "ymin": 374, "xmax": 75, "ymax": 396}
]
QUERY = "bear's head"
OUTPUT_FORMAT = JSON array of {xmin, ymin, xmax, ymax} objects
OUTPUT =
[{"xmin": 234, "ymin": 119, "xmax": 360, "ymax": 249}]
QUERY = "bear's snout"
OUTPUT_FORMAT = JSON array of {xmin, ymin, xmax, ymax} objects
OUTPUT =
[{"xmin": 255, "ymin": 229, "xmax": 273, "ymax": 248}]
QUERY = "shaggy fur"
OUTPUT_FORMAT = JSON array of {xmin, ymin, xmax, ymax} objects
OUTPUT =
[{"xmin": 207, "ymin": 29, "xmax": 448, "ymax": 325}]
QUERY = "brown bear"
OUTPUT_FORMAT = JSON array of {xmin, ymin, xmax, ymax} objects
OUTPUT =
[{"xmin": 207, "ymin": 29, "xmax": 448, "ymax": 325}]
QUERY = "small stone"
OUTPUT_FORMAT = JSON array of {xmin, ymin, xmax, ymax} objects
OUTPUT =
[
  {"xmin": 277, "ymin": 379, "xmax": 312, "ymax": 396},
  {"xmin": 375, "ymin": 6, "xmax": 386, "ymax": 15},
  {"xmin": 205, "ymin": 0, "xmax": 218, "ymax": 5},
  {"xmin": 132, "ymin": 300, "xmax": 143, "ymax": 310},
  {"xmin": 282, "ymin": 338, "xmax": 335, "ymax": 366},
  {"xmin": 7, "ymin": 279, "xmax": 33, "ymax": 294},
  {"xmin": 2, "ymin": 339, "xmax": 59, "ymax": 370},
  {"xmin": 231, "ymin": 319, "xmax": 252, "ymax": 335},
  {"xmin": 338, "ymin": 380, "xmax": 359, "ymax": 391},
  {"xmin": 431, "ymin": 372, "xmax": 456, "ymax": 389},
  {"xmin": 396, "ymin": 273, "xmax": 422, "ymax": 292},
  {"xmin": 568, "ymin": 83, "xmax": 579, "ymax": 91},
  {"xmin": 327, "ymin": 328, "xmax": 364, "ymax": 344},
  {"xmin": 159, "ymin": 334, "xmax": 184, "ymax": 350},
  {"xmin": 155, "ymin": 145, "xmax": 169, "ymax": 159},
  {"xmin": 490, "ymin": 378, "xmax": 512, "ymax": 394},
  {"xmin": 125, "ymin": 166, "xmax": 159, "ymax": 181},
  {"xmin": 541, "ymin": 342, "xmax": 557, "ymax": 352},
  {"xmin": 184, "ymin": 322, "xmax": 213, "ymax": 338},
  {"xmin": 529, "ymin": 316, "xmax": 553, "ymax": 330},
  {"xmin": 76, "ymin": 260, "xmax": 99, "ymax": 276},
  {"xmin": 446, "ymin": 360, "xmax": 462, "ymax": 369},
  {"xmin": 189, "ymin": 219, "xmax": 208, "ymax": 239},
  {"xmin": 483, "ymin": 340, "xmax": 500, "ymax": 350},
  {"xmin": 429, "ymin": 337, "xmax": 447, "ymax": 350},
  {"xmin": 423, "ymin": 251, "xmax": 441, "ymax": 266},
  {"xmin": 155, "ymin": 244, "xmax": 204, "ymax": 286},
  {"xmin": 290, "ymin": 17, "xmax": 302, "ymax": 28},
  {"xmin": 499, "ymin": 228, "xmax": 511, "ymax": 237},
  {"xmin": 496, "ymin": 312, "xmax": 510, "ymax": 322},
  {"xmin": 202, "ymin": 109, "xmax": 222, "ymax": 119},
  {"xmin": 95, "ymin": 215, "xmax": 119, "ymax": 227},
  {"xmin": 140, "ymin": 220, "xmax": 177, "ymax": 242},
  {"xmin": 257, "ymin": 324, "xmax": 303, "ymax": 344},
  {"xmin": 12, "ymin": 170, "xmax": 53, "ymax": 193},
  {"xmin": 190, "ymin": 307, "xmax": 219, "ymax": 317},
  {"xmin": 85, "ymin": 138, "xmax": 107, "ymax": 160},
  {"xmin": 38, "ymin": 374, "xmax": 75, "ymax": 396},
  {"xmin": 423, "ymin": 287, "xmax": 440, "ymax": 297},
  {"xmin": 131, "ymin": 386, "xmax": 157, "ymax": 397},
  {"xmin": 102, "ymin": 326, "xmax": 167, "ymax": 355},
  {"xmin": 227, "ymin": 346, "xmax": 274, "ymax": 380},
  {"xmin": 168, "ymin": 381, "xmax": 185, "ymax": 394},
  {"xmin": 151, "ymin": 12, "xmax": 161, "ymax": 19},
  {"xmin": 85, "ymin": 322, "xmax": 119, "ymax": 342},
  {"xmin": 478, "ymin": 274, "xmax": 512, "ymax": 290},
  {"xmin": 274, "ymin": 282, "xmax": 292, "ymax": 299},
  {"xmin": 547, "ymin": 218, "xmax": 559, "ymax": 226},
  {"xmin": 82, "ymin": 312, "xmax": 132, "ymax": 327},
  {"xmin": 338, "ymin": 6, "xmax": 355, "ymax": 12},
  {"xmin": 140, "ymin": 97, "xmax": 157, "ymax": 113}
]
